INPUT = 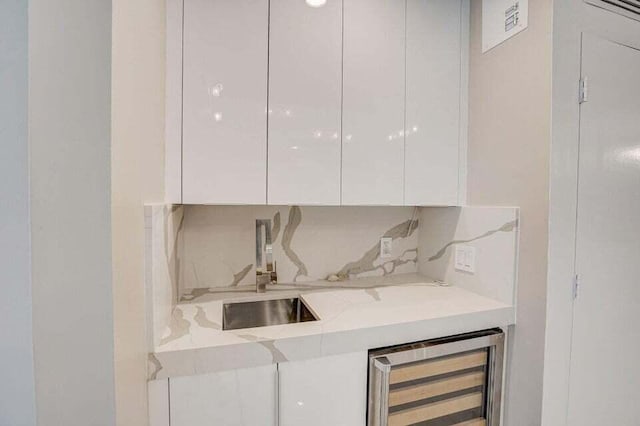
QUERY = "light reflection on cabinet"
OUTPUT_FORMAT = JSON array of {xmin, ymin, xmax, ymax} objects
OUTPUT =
[
  {"xmin": 172, "ymin": 0, "xmax": 468, "ymax": 206},
  {"xmin": 267, "ymin": 0, "xmax": 343, "ymax": 205},
  {"xmin": 163, "ymin": 353, "xmax": 367, "ymax": 426},
  {"xmin": 341, "ymin": 0, "xmax": 406, "ymax": 206},
  {"xmin": 182, "ymin": 0, "xmax": 269, "ymax": 204}
]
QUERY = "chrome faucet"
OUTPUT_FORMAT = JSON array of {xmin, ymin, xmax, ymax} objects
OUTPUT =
[{"xmin": 255, "ymin": 219, "xmax": 277, "ymax": 293}]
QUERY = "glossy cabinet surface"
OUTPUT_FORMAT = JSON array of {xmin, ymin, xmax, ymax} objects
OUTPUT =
[
  {"xmin": 175, "ymin": 0, "xmax": 467, "ymax": 206},
  {"xmin": 182, "ymin": 0, "xmax": 268, "ymax": 204},
  {"xmin": 278, "ymin": 352, "xmax": 368, "ymax": 426},
  {"xmin": 267, "ymin": 0, "xmax": 343, "ymax": 205},
  {"xmin": 169, "ymin": 364, "xmax": 277, "ymax": 426},
  {"xmin": 341, "ymin": 0, "xmax": 406, "ymax": 205},
  {"xmin": 405, "ymin": 0, "xmax": 462, "ymax": 206}
]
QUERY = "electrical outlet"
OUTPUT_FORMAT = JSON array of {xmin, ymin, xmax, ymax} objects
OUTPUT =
[
  {"xmin": 380, "ymin": 237, "xmax": 393, "ymax": 258},
  {"xmin": 454, "ymin": 245, "xmax": 476, "ymax": 273}
]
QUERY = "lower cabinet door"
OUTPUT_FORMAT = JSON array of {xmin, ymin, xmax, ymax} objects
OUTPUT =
[
  {"xmin": 169, "ymin": 364, "xmax": 277, "ymax": 426},
  {"xmin": 278, "ymin": 351, "xmax": 368, "ymax": 426}
]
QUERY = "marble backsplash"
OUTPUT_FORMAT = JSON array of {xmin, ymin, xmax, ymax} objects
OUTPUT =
[
  {"xmin": 180, "ymin": 205, "xmax": 420, "ymax": 297},
  {"xmin": 145, "ymin": 205, "xmax": 184, "ymax": 349},
  {"xmin": 145, "ymin": 204, "xmax": 519, "ymax": 351},
  {"xmin": 418, "ymin": 206, "xmax": 519, "ymax": 306}
]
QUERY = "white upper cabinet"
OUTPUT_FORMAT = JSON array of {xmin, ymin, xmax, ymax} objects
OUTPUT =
[
  {"xmin": 267, "ymin": 0, "xmax": 343, "ymax": 205},
  {"xmin": 342, "ymin": 0, "xmax": 407, "ymax": 205},
  {"xmin": 405, "ymin": 0, "xmax": 463, "ymax": 206},
  {"xmin": 173, "ymin": 0, "xmax": 467, "ymax": 206},
  {"xmin": 182, "ymin": 0, "xmax": 269, "ymax": 204}
]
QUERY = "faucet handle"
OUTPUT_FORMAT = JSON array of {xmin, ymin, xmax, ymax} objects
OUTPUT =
[{"xmin": 270, "ymin": 261, "xmax": 278, "ymax": 284}]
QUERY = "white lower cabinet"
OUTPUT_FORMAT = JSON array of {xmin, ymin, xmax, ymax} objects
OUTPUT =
[
  {"xmin": 278, "ymin": 351, "xmax": 368, "ymax": 426},
  {"xmin": 169, "ymin": 364, "xmax": 277, "ymax": 426},
  {"xmin": 165, "ymin": 352, "xmax": 368, "ymax": 426}
]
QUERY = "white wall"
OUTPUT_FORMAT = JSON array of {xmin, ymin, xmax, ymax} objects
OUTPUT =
[
  {"xmin": 542, "ymin": 1, "xmax": 640, "ymax": 424},
  {"xmin": 29, "ymin": 0, "xmax": 115, "ymax": 424},
  {"xmin": 0, "ymin": 0, "xmax": 36, "ymax": 424},
  {"xmin": 112, "ymin": 0, "xmax": 167, "ymax": 424},
  {"xmin": 468, "ymin": 0, "xmax": 553, "ymax": 424}
]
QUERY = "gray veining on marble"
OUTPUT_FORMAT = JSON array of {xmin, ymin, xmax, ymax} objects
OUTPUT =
[
  {"xmin": 150, "ymin": 276, "xmax": 516, "ymax": 379},
  {"xmin": 426, "ymin": 219, "xmax": 517, "ymax": 262},
  {"xmin": 281, "ymin": 206, "xmax": 308, "ymax": 282},
  {"xmin": 272, "ymin": 211, "xmax": 281, "ymax": 242},
  {"xmin": 146, "ymin": 204, "xmax": 186, "ymax": 350},
  {"xmin": 160, "ymin": 307, "xmax": 191, "ymax": 345},
  {"xmin": 260, "ymin": 340, "xmax": 288, "ymax": 362},
  {"xmin": 170, "ymin": 273, "xmax": 439, "ymax": 304},
  {"xmin": 418, "ymin": 207, "xmax": 519, "ymax": 306},
  {"xmin": 229, "ymin": 264, "xmax": 253, "ymax": 287},
  {"xmin": 147, "ymin": 206, "xmax": 519, "ymax": 376},
  {"xmin": 334, "ymin": 218, "xmax": 419, "ymax": 279},
  {"xmin": 380, "ymin": 248, "xmax": 418, "ymax": 275},
  {"xmin": 148, "ymin": 353, "xmax": 163, "ymax": 380},
  {"xmin": 165, "ymin": 205, "xmax": 185, "ymax": 305},
  {"xmin": 238, "ymin": 335, "xmax": 288, "ymax": 363},
  {"xmin": 194, "ymin": 306, "xmax": 221, "ymax": 330},
  {"xmin": 365, "ymin": 287, "xmax": 382, "ymax": 301},
  {"xmin": 175, "ymin": 205, "xmax": 419, "ymax": 292},
  {"xmin": 181, "ymin": 264, "xmax": 253, "ymax": 301}
]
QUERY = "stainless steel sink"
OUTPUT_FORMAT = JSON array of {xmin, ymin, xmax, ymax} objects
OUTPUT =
[{"xmin": 222, "ymin": 297, "xmax": 318, "ymax": 331}]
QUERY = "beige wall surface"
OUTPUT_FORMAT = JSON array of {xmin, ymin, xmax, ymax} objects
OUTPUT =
[
  {"xmin": 468, "ymin": 0, "xmax": 552, "ymax": 424},
  {"xmin": 112, "ymin": 0, "xmax": 166, "ymax": 424}
]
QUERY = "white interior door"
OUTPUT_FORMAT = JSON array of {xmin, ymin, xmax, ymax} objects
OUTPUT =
[{"xmin": 568, "ymin": 34, "xmax": 640, "ymax": 426}]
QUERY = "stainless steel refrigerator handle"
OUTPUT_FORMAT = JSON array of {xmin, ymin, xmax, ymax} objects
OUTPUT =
[
  {"xmin": 376, "ymin": 358, "xmax": 391, "ymax": 426},
  {"xmin": 487, "ymin": 334, "xmax": 505, "ymax": 425}
]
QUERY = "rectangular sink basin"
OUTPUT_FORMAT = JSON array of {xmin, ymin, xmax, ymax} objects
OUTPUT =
[{"xmin": 222, "ymin": 297, "xmax": 318, "ymax": 331}]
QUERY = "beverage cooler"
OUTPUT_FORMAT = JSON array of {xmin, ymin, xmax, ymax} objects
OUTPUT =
[{"xmin": 368, "ymin": 329, "xmax": 505, "ymax": 426}]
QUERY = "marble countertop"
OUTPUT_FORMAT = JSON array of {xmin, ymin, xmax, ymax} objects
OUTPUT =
[{"xmin": 150, "ymin": 274, "xmax": 514, "ymax": 380}]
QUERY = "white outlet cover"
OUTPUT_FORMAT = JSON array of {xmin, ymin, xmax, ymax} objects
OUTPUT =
[
  {"xmin": 454, "ymin": 245, "xmax": 476, "ymax": 273},
  {"xmin": 454, "ymin": 246, "xmax": 466, "ymax": 270},
  {"xmin": 380, "ymin": 237, "xmax": 393, "ymax": 258}
]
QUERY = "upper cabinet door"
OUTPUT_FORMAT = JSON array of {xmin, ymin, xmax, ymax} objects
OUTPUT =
[
  {"xmin": 342, "ymin": 0, "xmax": 406, "ymax": 206},
  {"xmin": 405, "ymin": 0, "xmax": 463, "ymax": 206},
  {"xmin": 182, "ymin": 0, "xmax": 268, "ymax": 204},
  {"xmin": 268, "ymin": 0, "xmax": 343, "ymax": 205}
]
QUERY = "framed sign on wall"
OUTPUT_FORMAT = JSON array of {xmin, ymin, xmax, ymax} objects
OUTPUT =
[{"xmin": 482, "ymin": 0, "xmax": 529, "ymax": 52}]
